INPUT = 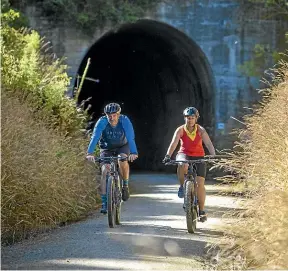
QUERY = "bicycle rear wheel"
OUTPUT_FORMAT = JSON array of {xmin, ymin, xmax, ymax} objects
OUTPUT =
[
  {"xmin": 115, "ymin": 175, "xmax": 122, "ymax": 225},
  {"xmin": 107, "ymin": 176, "xmax": 116, "ymax": 228},
  {"xmin": 185, "ymin": 180, "xmax": 197, "ymax": 233}
]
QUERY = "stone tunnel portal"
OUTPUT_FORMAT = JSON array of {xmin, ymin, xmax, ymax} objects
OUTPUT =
[{"xmin": 76, "ymin": 19, "xmax": 215, "ymax": 171}]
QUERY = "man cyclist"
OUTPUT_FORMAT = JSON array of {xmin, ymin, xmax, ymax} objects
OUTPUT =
[
  {"xmin": 163, "ymin": 107, "xmax": 215, "ymax": 222},
  {"xmin": 86, "ymin": 103, "xmax": 138, "ymax": 214}
]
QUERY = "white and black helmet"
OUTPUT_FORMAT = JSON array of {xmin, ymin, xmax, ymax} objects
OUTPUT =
[
  {"xmin": 183, "ymin": 107, "xmax": 200, "ymax": 118},
  {"xmin": 104, "ymin": 103, "xmax": 121, "ymax": 114}
]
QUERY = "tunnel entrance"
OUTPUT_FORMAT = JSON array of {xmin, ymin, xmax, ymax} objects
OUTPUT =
[{"xmin": 76, "ymin": 19, "xmax": 215, "ymax": 172}]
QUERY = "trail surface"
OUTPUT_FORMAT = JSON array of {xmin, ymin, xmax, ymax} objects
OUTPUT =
[{"xmin": 2, "ymin": 173, "xmax": 242, "ymax": 270}]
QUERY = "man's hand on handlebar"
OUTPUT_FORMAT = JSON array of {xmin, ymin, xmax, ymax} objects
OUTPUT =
[
  {"xmin": 129, "ymin": 154, "xmax": 138, "ymax": 162},
  {"xmin": 86, "ymin": 154, "xmax": 95, "ymax": 163}
]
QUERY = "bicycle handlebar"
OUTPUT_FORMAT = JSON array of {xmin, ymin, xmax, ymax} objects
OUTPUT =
[
  {"xmin": 94, "ymin": 156, "xmax": 128, "ymax": 163},
  {"xmin": 164, "ymin": 160, "xmax": 205, "ymax": 166},
  {"xmin": 164, "ymin": 155, "xmax": 231, "ymax": 166}
]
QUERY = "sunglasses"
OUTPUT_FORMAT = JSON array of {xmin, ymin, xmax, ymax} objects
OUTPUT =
[{"xmin": 184, "ymin": 116, "xmax": 196, "ymax": 120}]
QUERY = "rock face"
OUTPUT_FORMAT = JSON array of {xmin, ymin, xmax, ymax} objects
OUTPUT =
[{"xmin": 23, "ymin": 1, "xmax": 286, "ymax": 170}]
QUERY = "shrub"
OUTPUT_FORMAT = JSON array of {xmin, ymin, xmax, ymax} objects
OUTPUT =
[{"xmin": 210, "ymin": 60, "xmax": 288, "ymax": 269}]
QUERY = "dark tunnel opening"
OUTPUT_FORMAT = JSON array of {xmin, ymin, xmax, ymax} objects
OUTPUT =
[{"xmin": 76, "ymin": 19, "xmax": 215, "ymax": 172}]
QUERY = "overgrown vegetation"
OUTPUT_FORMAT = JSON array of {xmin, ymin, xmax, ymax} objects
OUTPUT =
[
  {"xmin": 238, "ymin": 0, "xmax": 288, "ymax": 77},
  {"xmin": 1, "ymin": 91, "xmax": 100, "ymax": 244},
  {"xmin": 248, "ymin": 0, "xmax": 288, "ymax": 19},
  {"xmin": 1, "ymin": 6, "xmax": 100, "ymax": 244},
  {"xmin": 238, "ymin": 41, "xmax": 288, "ymax": 77},
  {"xmin": 209, "ymin": 60, "xmax": 288, "ymax": 269},
  {"xmin": 1, "ymin": 7, "xmax": 86, "ymax": 134},
  {"xmin": 9, "ymin": 0, "xmax": 160, "ymax": 32}
]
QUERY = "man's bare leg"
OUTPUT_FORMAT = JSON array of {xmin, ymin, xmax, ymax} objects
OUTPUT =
[
  {"xmin": 100, "ymin": 164, "xmax": 110, "ymax": 214},
  {"xmin": 100, "ymin": 164, "xmax": 110, "ymax": 194},
  {"xmin": 118, "ymin": 161, "xmax": 129, "ymax": 181},
  {"xmin": 118, "ymin": 153, "xmax": 130, "ymax": 201}
]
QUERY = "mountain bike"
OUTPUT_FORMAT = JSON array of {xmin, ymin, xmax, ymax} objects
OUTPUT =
[
  {"xmin": 94, "ymin": 155, "xmax": 127, "ymax": 228},
  {"xmin": 164, "ymin": 157, "xmax": 214, "ymax": 233}
]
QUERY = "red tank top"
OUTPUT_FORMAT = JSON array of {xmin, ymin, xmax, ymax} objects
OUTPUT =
[{"xmin": 178, "ymin": 124, "xmax": 205, "ymax": 157}]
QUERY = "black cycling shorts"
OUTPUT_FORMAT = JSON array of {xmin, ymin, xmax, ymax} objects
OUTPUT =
[
  {"xmin": 176, "ymin": 153, "xmax": 207, "ymax": 178},
  {"xmin": 100, "ymin": 143, "xmax": 130, "ymax": 160}
]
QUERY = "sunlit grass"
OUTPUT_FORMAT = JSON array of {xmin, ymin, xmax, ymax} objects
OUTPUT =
[
  {"xmin": 208, "ymin": 61, "xmax": 288, "ymax": 269},
  {"xmin": 1, "ymin": 91, "xmax": 100, "ymax": 244}
]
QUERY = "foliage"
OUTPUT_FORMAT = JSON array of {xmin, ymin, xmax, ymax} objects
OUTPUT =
[
  {"xmin": 238, "ymin": 43, "xmax": 288, "ymax": 77},
  {"xmin": 9, "ymin": 0, "xmax": 160, "ymax": 32},
  {"xmin": 1, "ymin": 0, "xmax": 29, "ymax": 28},
  {"xmin": 210, "ymin": 61, "xmax": 288, "ymax": 269},
  {"xmin": 248, "ymin": 0, "xmax": 288, "ymax": 19},
  {"xmin": 1, "ymin": 7, "xmax": 88, "ymax": 134},
  {"xmin": 237, "ymin": 0, "xmax": 288, "ymax": 77},
  {"xmin": 1, "ymin": 91, "xmax": 99, "ymax": 245},
  {"xmin": 1, "ymin": 7, "xmax": 100, "ymax": 244}
]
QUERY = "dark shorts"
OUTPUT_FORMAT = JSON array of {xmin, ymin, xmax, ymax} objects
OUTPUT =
[
  {"xmin": 176, "ymin": 153, "xmax": 207, "ymax": 178},
  {"xmin": 100, "ymin": 143, "xmax": 130, "ymax": 160}
]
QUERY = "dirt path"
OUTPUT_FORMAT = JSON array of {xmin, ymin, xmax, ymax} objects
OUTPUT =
[{"xmin": 1, "ymin": 173, "xmax": 243, "ymax": 270}]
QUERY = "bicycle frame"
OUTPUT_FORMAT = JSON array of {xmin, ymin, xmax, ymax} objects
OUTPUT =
[
  {"xmin": 184, "ymin": 161, "xmax": 199, "ymax": 210},
  {"xmin": 166, "ymin": 160, "xmax": 200, "ymax": 204},
  {"xmin": 164, "ymin": 158, "xmax": 210, "ymax": 233},
  {"xmin": 95, "ymin": 155, "xmax": 127, "ymax": 182},
  {"xmin": 94, "ymin": 155, "xmax": 128, "ymax": 228}
]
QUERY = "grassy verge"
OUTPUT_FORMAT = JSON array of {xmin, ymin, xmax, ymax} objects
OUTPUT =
[
  {"xmin": 1, "ymin": 91, "xmax": 100, "ymax": 244},
  {"xmin": 208, "ymin": 61, "xmax": 288, "ymax": 269},
  {"xmin": 1, "ymin": 6, "xmax": 101, "ymax": 245}
]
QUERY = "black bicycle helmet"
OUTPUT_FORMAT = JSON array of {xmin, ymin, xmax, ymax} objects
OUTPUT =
[
  {"xmin": 104, "ymin": 103, "xmax": 121, "ymax": 114},
  {"xmin": 183, "ymin": 107, "xmax": 200, "ymax": 118}
]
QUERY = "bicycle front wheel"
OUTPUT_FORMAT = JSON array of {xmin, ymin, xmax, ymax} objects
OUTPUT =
[
  {"xmin": 107, "ymin": 176, "xmax": 116, "ymax": 228},
  {"xmin": 185, "ymin": 180, "xmax": 197, "ymax": 233},
  {"xmin": 115, "ymin": 175, "xmax": 122, "ymax": 225}
]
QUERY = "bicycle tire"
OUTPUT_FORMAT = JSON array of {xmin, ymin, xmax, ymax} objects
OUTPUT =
[
  {"xmin": 107, "ymin": 176, "xmax": 116, "ymax": 228},
  {"xmin": 185, "ymin": 180, "xmax": 197, "ymax": 233},
  {"xmin": 115, "ymin": 175, "xmax": 122, "ymax": 225}
]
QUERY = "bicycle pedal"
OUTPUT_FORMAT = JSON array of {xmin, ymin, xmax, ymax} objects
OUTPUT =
[{"xmin": 199, "ymin": 215, "xmax": 207, "ymax": 222}]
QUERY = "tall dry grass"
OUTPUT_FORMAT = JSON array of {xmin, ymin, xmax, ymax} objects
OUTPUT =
[
  {"xmin": 1, "ymin": 90, "xmax": 100, "ymax": 244},
  {"xmin": 209, "ymin": 61, "xmax": 288, "ymax": 269}
]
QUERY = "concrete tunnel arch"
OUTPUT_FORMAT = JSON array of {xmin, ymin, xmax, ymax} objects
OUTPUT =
[{"xmin": 76, "ymin": 19, "xmax": 216, "ymax": 171}]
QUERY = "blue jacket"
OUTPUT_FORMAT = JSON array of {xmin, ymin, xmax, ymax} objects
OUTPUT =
[{"xmin": 87, "ymin": 115, "xmax": 138, "ymax": 154}]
